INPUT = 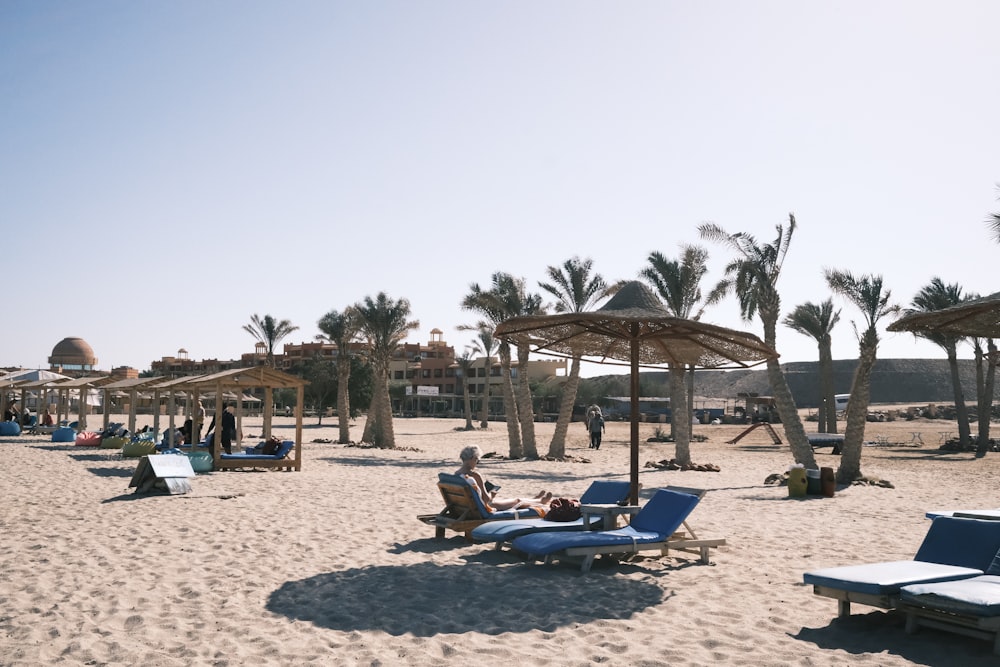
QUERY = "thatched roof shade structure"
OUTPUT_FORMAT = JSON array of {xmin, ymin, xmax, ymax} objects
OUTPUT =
[
  {"xmin": 888, "ymin": 291, "xmax": 1000, "ymax": 338},
  {"xmin": 495, "ymin": 281, "xmax": 778, "ymax": 504}
]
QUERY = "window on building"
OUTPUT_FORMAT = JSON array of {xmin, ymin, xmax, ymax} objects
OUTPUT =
[
  {"xmin": 394, "ymin": 370, "xmax": 404, "ymax": 380},
  {"xmin": 422, "ymin": 369, "xmax": 431, "ymax": 378},
  {"xmin": 434, "ymin": 368, "xmax": 442, "ymax": 378}
]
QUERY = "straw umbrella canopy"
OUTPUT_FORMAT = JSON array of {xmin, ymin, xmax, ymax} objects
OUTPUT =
[
  {"xmin": 494, "ymin": 281, "xmax": 779, "ymax": 504},
  {"xmin": 887, "ymin": 291, "xmax": 1000, "ymax": 338}
]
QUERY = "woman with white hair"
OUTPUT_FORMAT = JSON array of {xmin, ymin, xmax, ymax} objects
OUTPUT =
[{"xmin": 456, "ymin": 445, "xmax": 551, "ymax": 511}]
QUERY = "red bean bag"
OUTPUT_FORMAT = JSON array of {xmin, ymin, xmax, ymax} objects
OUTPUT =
[{"xmin": 75, "ymin": 431, "xmax": 102, "ymax": 447}]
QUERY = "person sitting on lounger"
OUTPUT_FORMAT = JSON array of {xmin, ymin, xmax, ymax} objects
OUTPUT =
[
  {"xmin": 456, "ymin": 444, "xmax": 552, "ymax": 511},
  {"xmin": 42, "ymin": 409, "xmax": 54, "ymax": 426}
]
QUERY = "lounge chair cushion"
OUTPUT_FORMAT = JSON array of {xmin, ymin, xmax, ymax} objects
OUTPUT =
[
  {"xmin": 803, "ymin": 561, "xmax": 983, "ymax": 597},
  {"xmin": 901, "ymin": 575, "xmax": 1000, "ymax": 617},
  {"xmin": 220, "ymin": 441, "xmax": 295, "ymax": 461},
  {"xmin": 512, "ymin": 488, "xmax": 699, "ymax": 557},
  {"xmin": 803, "ymin": 516, "xmax": 1000, "ymax": 596},
  {"xmin": 471, "ymin": 479, "xmax": 632, "ymax": 542}
]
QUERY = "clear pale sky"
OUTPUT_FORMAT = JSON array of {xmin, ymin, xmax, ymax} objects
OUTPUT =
[{"xmin": 3, "ymin": 2, "xmax": 998, "ymax": 378}]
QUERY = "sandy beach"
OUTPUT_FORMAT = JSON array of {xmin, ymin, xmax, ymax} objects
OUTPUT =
[{"xmin": 2, "ymin": 413, "xmax": 999, "ymax": 666}]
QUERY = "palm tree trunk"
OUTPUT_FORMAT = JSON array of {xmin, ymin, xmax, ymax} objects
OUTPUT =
[
  {"xmin": 671, "ymin": 364, "xmax": 691, "ymax": 465},
  {"xmin": 480, "ymin": 369, "xmax": 491, "ymax": 429},
  {"xmin": 765, "ymin": 358, "xmax": 816, "ymax": 468},
  {"xmin": 947, "ymin": 347, "xmax": 972, "ymax": 448},
  {"xmin": 760, "ymin": 307, "xmax": 815, "ymax": 467},
  {"xmin": 837, "ymin": 344, "xmax": 876, "ymax": 482},
  {"xmin": 499, "ymin": 348, "xmax": 522, "ymax": 458},
  {"xmin": 976, "ymin": 341, "xmax": 997, "ymax": 457},
  {"xmin": 336, "ymin": 358, "xmax": 351, "ymax": 444},
  {"xmin": 820, "ymin": 340, "xmax": 837, "ymax": 434},
  {"xmin": 463, "ymin": 381, "xmax": 473, "ymax": 430},
  {"xmin": 377, "ymin": 375, "xmax": 395, "ymax": 448},
  {"xmin": 548, "ymin": 356, "xmax": 581, "ymax": 458},
  {"xmin": 515, "ymin": 342, "xmax": 538, "ymax": 458},
  {"xmin": 362, "ymin": 388, "xmax": 379, "ymax": 444}
]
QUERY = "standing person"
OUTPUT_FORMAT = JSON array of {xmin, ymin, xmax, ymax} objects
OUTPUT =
[
  {"xmin": 589, "ymin": 411, "xmax": 606, "ymax": 449},
  {"xmin": 193, "ymin": 401, "xmax": 206, "ymax": 444},
  {"xmin": 205, "ymin": 403, "xmax": 237, "ymax": 455}
]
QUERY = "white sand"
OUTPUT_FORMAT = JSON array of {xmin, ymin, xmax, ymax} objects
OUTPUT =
[{"xmin": 2, "ymin": 415, "xmax": 999, "ymax": 666}]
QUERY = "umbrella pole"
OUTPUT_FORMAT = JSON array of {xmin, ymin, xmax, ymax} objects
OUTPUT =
[{"xmin": 630, "ymin": 329, "xmax": 640, "ymax": 505}]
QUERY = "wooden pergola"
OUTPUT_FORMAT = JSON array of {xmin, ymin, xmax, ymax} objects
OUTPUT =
[
  {"xmin": 173, "ymin": 367, "xmax": 307, "ymax": 472},
  {"xmin": 100, "ymin": 377, "xmax": 165, "ymax": 433},
  {"xmin": 55, "ymin": 376, "xmax": 114, "ymax": 430}
]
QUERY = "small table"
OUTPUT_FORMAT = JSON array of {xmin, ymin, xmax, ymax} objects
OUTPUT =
[{"xmin": 580, "ymin": 504, "xmax": 640, "ymax": 530}]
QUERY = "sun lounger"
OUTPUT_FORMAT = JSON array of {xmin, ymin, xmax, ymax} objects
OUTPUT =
[
  {"xmin": 899, "ymin": 575, "xmax": 1000, "ymax": 654},
  {"xmin": 418, "ymin": 472, "xmax": 545, "ymax": 540},
  {"xmin": 803, "ymin": 516, "xmax": 1000, "ymax": 618},
  {"xmin": 509, "ymin": 488, "xmax": 726, "ymax": 572},
  {"xmin": 470, "ymin": 480, "xmax": 632, "ymax": 548},
  {"xmin": 216, "ymin": 440, "xmax": 298, "ymax": 471},
  {"xmin": 926, "ymin": 509, "xmax": 1000, "ymax": 520}
]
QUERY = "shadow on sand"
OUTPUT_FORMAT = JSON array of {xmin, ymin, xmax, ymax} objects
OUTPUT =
[
  {"xmin": 793, "ymin": 609, "xmax": 997, "ymax": 665},
  {"xmin": 267, "ymin": 560, "xmax": 665, "ymax": 636}
]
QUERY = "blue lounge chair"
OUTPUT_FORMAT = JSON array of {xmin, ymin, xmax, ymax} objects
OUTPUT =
[
  {"xmin": 471, "ymin": 480, "xmax": 632, "ymax": 548},
  {"xmin": 899, "ymin": 575, "xmax": 1000, "ymax": 654},
  {"xmin": 216, "ymin": 440, "xmax": 299, "ymax": 471},
  {"xmin": 510, "ymin": 488, "xmax": 726, "ymax": 572},
  {"xmin": 418, "ymin": 473, "xmax": 545, "ymax": 540},
  {"xmin": 803, "ymin": 516, "xmax": 1000, "ymax": 618}
]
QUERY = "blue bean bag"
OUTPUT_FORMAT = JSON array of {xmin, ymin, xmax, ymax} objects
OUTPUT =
[
  {"xmin": 51, "ymin": 426, "xmax": 75, "ymax": 442},
  {"xmin": 0, "ymin": 421, "xmax": 21, "ymax": 436}
]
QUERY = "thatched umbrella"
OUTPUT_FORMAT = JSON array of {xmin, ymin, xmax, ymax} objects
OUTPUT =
[
  {"xmin": 888, "ymin": 291, "xmax": 1000, "ymax": 337},
  {"xmin": 494, "ymin": 281, "xmax": 779, "ymax": 504}
]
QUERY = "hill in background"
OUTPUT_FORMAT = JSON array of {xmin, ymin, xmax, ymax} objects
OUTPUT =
[{"xmin": 580, "ymin": 358, "xmax": 988, "ymax": 407}]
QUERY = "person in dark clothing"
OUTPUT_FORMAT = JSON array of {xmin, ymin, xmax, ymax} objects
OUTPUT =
[
  {"xmin": 205, "ymin": 403, "xmax": 237, "ymax": 455},
  {"xmin": 589, "ymin": 412, "xmax": 606, "ymax": 449}
]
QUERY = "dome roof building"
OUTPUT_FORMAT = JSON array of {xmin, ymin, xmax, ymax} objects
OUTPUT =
[{"xmin": 48, "ymin": 337, "xmax": 98, "ymax": 374}]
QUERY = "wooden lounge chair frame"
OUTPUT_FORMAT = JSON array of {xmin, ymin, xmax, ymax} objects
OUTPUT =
[
  {"xmin": 418, "ymin": 477, "xmax": 492, "ymax": 540},
  {"xmin": 902, "ymin": 600, "xmax": 1000, "ymax": 654}
]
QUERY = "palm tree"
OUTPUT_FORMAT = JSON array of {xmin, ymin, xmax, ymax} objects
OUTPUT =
[
  {"xmin": 455, "ymin": 350, "xmax": 476, "ymax": 430},
  {"xmin": 353, "ymin": 293, "xmax": 419, "ymax": 448},
  {"xmin": 700, "ymin": 214, "xmax": 817, "ymax": 468},
  {"xmin": 909, "ymin": 278, "xmax": 972, "ymax": 449},
  {"xmin": 462, "ymin": 280, "xmax": 522, "ymax": 457},
  {"xmin": 459, "ymin": 321, "xmax": 498, "ymax": 429},
  {"xmin": 243, "ymin": 314, "xmax": 299, "ymax": 367},
  {"xmin": 639, "ymin": 245, "xmax": 711, "ymax": 465},
  {"xmin": 538, "ymin": 256, "xmax": 607, "ymax": 458},
  {"xmin": 783, "ymin": 300, "xmax": 841, "ymax": 433},
  {"xmin": 825, "ymin": 270, "xmax": 899, "ymax": 482},
  {"xmin": 463, "ymin": 274, "xmax": 544, "ymax": 458},
  {"xmin": 316, "ymin": 308, "xmax": 360, "ymax": 444}
]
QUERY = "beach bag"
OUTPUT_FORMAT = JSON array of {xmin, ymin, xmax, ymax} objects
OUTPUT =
[
  {"xmin": 262, "ymin": 436, "xmax": 282, "ymax": 455},
  {"xmin": 547, "ymin": 497, "xmax": 582, "ymax": 522}
]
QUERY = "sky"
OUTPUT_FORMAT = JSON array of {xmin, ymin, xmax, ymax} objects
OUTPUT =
[{"xmin": 2, "ymin": 1, "xmax": 999, "ymax": 378}]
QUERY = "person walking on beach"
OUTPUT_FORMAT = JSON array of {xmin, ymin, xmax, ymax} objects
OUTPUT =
[{"xmin": 589, "ymin": 411, "xmax": 605, "ymax": 449}]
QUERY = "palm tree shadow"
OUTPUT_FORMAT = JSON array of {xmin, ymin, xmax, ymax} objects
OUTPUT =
[{"xmin": 266, "ymin": 561, "xmax": 665, "ymax": 636}]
